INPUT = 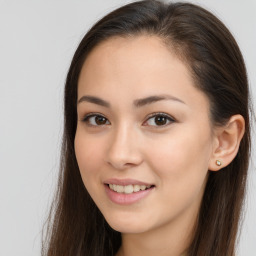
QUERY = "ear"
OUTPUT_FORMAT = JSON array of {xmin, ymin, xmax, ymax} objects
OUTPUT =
[{"xmin": 208, "ymin": 114, "xmax": 245, "ymax": 171}]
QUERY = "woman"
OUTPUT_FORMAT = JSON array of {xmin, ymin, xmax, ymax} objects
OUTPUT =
[{"xmin": 42, "ymin": 1, "xmax": 252, "ymax": 255}]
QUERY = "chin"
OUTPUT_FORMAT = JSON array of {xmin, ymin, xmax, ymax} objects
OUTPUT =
[
  {"xmin": 104, "ymin": 213, "xmax": 151, "ymax": 234},
  {"xmin": 109, "ymin": 222, "xmax": 149, "ymax": 234}
]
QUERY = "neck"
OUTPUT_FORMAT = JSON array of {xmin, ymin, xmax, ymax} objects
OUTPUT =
[{"xmin": 116, "ymin": 207, "xmax": 197, "ymax": 256}]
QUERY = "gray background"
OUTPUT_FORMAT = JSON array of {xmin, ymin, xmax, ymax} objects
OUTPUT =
[{"xmin": 0, "ymin": 0, "xmax": 255, "ymax": 255}]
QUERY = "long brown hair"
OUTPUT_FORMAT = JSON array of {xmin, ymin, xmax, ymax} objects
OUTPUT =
[{"xmin": 42, "ymin": 1, "xmax": 252, "ymax": 255}]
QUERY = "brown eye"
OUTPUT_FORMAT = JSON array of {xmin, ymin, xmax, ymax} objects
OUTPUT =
[
  {"xmin": 145, "ymin": 113, "xmax": 175, "ymax": 127},
  {"xmin": 155, "ymin": 116, "xmax": 168, "ymax": 125},
  {"xmin": 82, "ymin": 114, "xmax": 110, "ymax": 126},
  {"xmin": 95, "ymin": 116, "xmax": 107, "ymax": 125}
]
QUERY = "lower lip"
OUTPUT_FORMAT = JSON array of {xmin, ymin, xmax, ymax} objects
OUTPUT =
[{"xmin": 104, "ymin": 184, "xmax": 154, "ymax": 205}]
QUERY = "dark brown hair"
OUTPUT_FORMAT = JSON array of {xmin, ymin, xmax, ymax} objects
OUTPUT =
[{"xmin": 42, "ymin": 1, "xmax": 252, "ymax": 255}]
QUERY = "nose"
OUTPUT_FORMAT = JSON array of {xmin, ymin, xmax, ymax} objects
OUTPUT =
[{"xmin": 105, "ymin": 123, "xmax": 143, "ymax": 170}]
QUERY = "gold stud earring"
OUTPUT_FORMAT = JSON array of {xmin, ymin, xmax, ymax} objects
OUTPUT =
[{"xmin": 216, "ymin": 160, "xmax": 222, "ymax": 166}]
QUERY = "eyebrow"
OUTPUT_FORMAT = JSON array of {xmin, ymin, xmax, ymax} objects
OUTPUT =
[{"xmin": 77, "ymin": 94, "xmax": 186, "ymax": 108}]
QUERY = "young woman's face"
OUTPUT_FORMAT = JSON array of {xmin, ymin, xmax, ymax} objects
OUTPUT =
[{"xmin": 75, "ymin": 36, "xmax": 215, "ymax": 234}]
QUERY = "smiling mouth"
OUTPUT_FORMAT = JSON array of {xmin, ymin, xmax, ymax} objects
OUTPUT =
[{"xmin": 107, "ymin": 184, "xmax": 154, "ymax": 194}]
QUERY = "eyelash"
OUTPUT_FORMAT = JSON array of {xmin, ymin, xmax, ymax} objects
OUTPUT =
[{"xmin": 81, "ymin": 112, "xmax": 175, "ymax": 128}]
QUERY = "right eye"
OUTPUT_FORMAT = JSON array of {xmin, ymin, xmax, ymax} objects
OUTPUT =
[{"xmin": 82, "ymin": 113, "xmax": 110, "ymax": 127}]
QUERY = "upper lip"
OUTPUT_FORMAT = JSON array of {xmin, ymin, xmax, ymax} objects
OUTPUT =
[{"xmin": 104, "ymin": 178, "xmax": 154, "ymax": 186}]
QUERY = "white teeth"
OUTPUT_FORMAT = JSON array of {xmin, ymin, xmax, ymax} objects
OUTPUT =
[
  {"xmin": 108, "ymin": 184, "xmax": 152, "ymax": 193},
  {"xmin": 124, "ymin": 185, "xmax": 133, "ymax": 194},
  {"xmin": 116, "ymin": 185, "xmax": 124, "ymax": 193},
  {"xmin": 140, "ymin": 185, "xmax": 146, "ymax": 190},
  {"xmin": 133, "ymin": 185, "xmax": 140, "ymax": 192}
]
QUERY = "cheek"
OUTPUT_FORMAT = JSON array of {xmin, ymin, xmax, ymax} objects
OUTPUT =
[
  {"xmin": 74, "ymin": 130, "xmax": 104, "ymax": 186},
  {"xmin": 145, "ymin": 125, "xmax": 212, "ymax": 192},
  {"xmin": 141, "ymin": 127, "xmax": 211, "ymax": 223}
]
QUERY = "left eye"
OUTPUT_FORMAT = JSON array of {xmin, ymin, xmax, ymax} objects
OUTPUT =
[
  {"xmin": 82, "ymin": 114, "xmax": 110, "ymax": 126},
  {"xmin": 144, "ymin": 113, "xmax": 175, "ymax": 127}
]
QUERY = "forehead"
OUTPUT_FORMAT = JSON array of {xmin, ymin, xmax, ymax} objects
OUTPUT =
[
  {"xmin": 79, "ymin": 35, "xmax": 189, "ymax": 89},
  {"xmin": 78, "ymin": 35, "xmax": 209, "ymax": 112}
]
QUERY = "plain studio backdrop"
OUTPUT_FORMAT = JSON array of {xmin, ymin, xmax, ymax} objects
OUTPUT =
[{"xmin": 0, "ymin": 1, "xmax": 255, "ymax": 255}]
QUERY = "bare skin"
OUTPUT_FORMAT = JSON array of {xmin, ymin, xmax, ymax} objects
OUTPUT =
[{"xmin": 75, "ymin": 36, "xmax": 245, "ymax": 256}]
